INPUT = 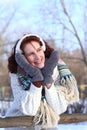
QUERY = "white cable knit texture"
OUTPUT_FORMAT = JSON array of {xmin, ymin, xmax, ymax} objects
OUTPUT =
[{"xmin": 5, "ymin": 66, "xmax": 79, "ymax": 117}]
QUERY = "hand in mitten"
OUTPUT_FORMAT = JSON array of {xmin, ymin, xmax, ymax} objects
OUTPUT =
[
  {"xmin": 17, "ymin": 66, "xmax": 42, "ymax": 90},
  {"xmin": 15, "ymin": 53, "xmax": 44, "ymax": 83},
  {"xmin": 58, "ymin": 58, "xmax": 72, "ymax": 79},
  {"xmin": 17, "ymin": 66, "xmax": 31, "ymax": 90},
  {"xmin": 41, "ymin": 50, "xmax": 59, "ymax": 85}
]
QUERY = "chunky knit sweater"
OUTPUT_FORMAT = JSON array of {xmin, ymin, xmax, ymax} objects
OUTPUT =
[{"xmin": 6, "ymin": 66, "xmax": 79, "ymax": 118}]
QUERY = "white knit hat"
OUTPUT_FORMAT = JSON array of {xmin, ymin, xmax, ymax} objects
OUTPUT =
[{"xmin": 15, "ymin": 34, "xmax": 46, "ymax": 53}]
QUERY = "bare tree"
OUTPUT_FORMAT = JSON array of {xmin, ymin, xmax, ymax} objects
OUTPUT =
[
  {"xmin": 60, "ymin": 0, "xmax": 87, "ymax": 65},
  {"xmin": 37, "ymin": 0, "xmax": 87, "ymax": 66},
  {"xmin": 0, "ymin": 4, "xmax": 18, "ymax": 87},
  {"xmin": 84, "ymin": 2, "xmax": 87, "ymax": 58}
]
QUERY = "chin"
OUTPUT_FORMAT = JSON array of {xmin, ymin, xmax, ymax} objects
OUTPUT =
[{"xmin": 37, "ymin": 63, "xmax": 45, "ymax": 69}]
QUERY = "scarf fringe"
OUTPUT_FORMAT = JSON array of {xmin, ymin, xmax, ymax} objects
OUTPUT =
[
  {"xmin": 33, "ymin": 99, "xmax": 60, "ymax": 129},
  {"xmin": 33, "ymin": 75, "xmax": 79, "ymax": 129},
  {"xmin": 57, "ymin": 75, "xmax": 79, "ymax": 103}
]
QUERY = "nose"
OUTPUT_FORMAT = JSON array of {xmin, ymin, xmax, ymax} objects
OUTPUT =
[{"xmin": 35, "ymin": 52, "xmax": 40, "ymax": 60}]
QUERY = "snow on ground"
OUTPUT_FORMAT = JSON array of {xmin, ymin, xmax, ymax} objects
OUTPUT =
[
  {"xmin": 58, "ymin": 122, "xmax": 87, "ymax": 130},
  {"xmin": 0, "ymin": 122, "xmax": 87, "ymax": 130}
]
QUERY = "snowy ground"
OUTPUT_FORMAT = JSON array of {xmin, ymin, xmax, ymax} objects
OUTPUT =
[
  {"xmin": 0, "ymin": 122, "xmax": 87, "ymax": 130},
  {"xmin": 58, "ymin": 122, "xmax": 87, "ymax": 130}
]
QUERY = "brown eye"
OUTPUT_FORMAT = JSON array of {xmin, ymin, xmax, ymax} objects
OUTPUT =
[
  {"xmin": 37, "ymin": 47, "xmax": 42, "ymax": 52},
  {"xmin": 24, "ymin": 52, "xmax": 34, "ymax": 57}
]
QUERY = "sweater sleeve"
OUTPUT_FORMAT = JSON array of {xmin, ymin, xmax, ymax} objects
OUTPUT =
[
  {"xmin": 45, "ymin": 84, "xmax": 68, "ymax": 114},
  {"xmin": 6, "ymin": 73, "xmax": 42, "ymax": 116},
  {"xmin": 45, "ymin": 66, "xmax": 79, "ymax": 115}
]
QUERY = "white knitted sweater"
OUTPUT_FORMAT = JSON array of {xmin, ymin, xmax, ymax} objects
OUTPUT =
[{"xmin": 5, "ymin": 66, "xmax": 79, "ymax": 117}]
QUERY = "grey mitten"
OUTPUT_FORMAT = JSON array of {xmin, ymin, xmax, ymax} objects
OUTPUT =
[
  {"xmin": 41, "ymin": 50, "xmax": 59, "ymax": 84},
  {"xmin": 15, "ymin": 53, "xmax": 44, "ymax": 82}
]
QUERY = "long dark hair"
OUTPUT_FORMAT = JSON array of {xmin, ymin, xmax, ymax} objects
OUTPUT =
[{"xmin": 8, "ymin": 37, "xmax": 54, "ymax": 73}]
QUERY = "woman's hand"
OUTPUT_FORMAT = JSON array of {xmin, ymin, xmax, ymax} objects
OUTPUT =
[
  {"xmin": 15, "ymin": 53, "xmax": 44, "ymax": 82},
  {"xmin": 41, "ymin": 50, "xmax": 59, "ymax": 85}
]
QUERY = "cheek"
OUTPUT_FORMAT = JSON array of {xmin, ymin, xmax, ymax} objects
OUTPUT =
[
  {"xmin": 26, "ymin": 57, "xmax": 34, "ymax": 65},
  {"xmin": 41, "ymin": 51, "xmax": 45, "ymax": 58},
  {"xmin": 41, "ymin": 52, "xmax": 45, "ymax": 61}
]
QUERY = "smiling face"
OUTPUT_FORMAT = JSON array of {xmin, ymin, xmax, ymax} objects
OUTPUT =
[{"xmin": 23, "ymin": 41, "xmax": 45, "ymax": 68}]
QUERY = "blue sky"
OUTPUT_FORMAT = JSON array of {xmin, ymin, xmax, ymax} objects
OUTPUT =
[{"xmin": 0, "ymin": 0, "xmax": 86, "ymax": 50}]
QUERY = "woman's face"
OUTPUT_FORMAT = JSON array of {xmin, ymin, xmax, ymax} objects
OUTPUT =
[{"xmin": 23, "ymin": 41, "xmax": 45, "ymax": 68}]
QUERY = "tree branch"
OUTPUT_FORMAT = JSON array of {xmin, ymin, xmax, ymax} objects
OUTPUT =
[{"xmin": 60, "ymin": 0, "xmax": 87, "ymax": 65}]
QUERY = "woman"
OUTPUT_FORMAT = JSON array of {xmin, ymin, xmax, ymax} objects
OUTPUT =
[{"xmin": 6, "ymin": 34, "xmax": 79, "ymax": 129}]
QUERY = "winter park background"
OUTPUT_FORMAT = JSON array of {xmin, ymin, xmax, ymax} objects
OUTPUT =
[{"xmin": 0, "ymin": 0, "xmax": 87, "ymax": 129}]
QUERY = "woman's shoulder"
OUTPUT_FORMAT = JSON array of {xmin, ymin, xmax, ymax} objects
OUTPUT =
[
  {"xmin": 9, "ymin": 73, "xmax": 20, "ymax": 88},
  {"xmin": 9, "ymin": 73, "xmax": 18, "ymax": 81},
  {"xmin": 9, "ymin": 72, "xmax": 17, "ymax": 77}
]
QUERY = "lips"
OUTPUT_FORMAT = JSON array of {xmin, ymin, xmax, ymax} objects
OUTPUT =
[{"xmin": 35, "ymin": 61, "xmax": 42, "ymax": 65}]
